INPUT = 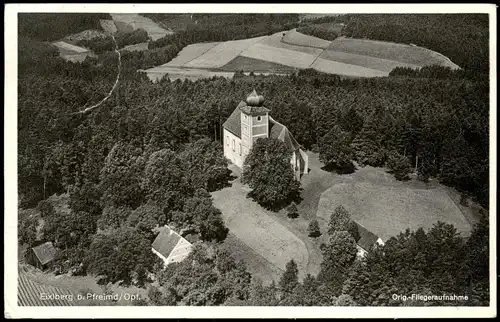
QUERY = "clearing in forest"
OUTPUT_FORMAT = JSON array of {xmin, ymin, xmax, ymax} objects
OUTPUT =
[
  {"xmin": 110, "ymin": 13, "xmax": 173, "ymax": 41},
  {"xmin": 120, "ymin": 42, "xmax": 149, "ymax": 52},
  {"xmin": 328, "ymin": 37, "xmax": 460, "ymax": 69},
  {"xmin": 211, "ymin": 166, "xmax": 309, "ymax": 279},
  {"xmin": 316, "ymin": 164, "xmax": 472, "ymax": 241},
  {"xmin": 52, "ymin": 41, "xmax": 96, "ymax": 63}
]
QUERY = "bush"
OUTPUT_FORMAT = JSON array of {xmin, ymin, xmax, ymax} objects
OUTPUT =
[
  {"xmin": 308, "ymin": 219, "xmax": 321, "ymax": 238},
  {"xmin": 386, "ymin": 152, "xmax": 411, "ymax": 181},
  {"xmin": 286, "ymin": 202, "xmax": 299, "ymax": 218}
]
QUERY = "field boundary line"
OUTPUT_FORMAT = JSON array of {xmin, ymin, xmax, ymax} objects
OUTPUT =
[
  {"xmin": 280, "ymin": 29, "xmax": 331, "ymax": 50},
  {"xmin": 176, "ymin": 42, "xmax": 221, "ymax": 67}
]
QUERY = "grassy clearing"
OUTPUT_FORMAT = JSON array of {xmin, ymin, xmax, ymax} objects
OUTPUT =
[
  {"xmin": 320, "ymin": 49, "xmax": 421, "ymax": 72},
  {"xmin": 282, "ymin": 29, "xmax": 331, "ymax": 49},
  {"xmin": 222, "ymin": 233, "xmax": 284, "ymax": 285},
  {"xmin": 120, "ymin": 42, "xmax": 149, "ymax": 52},
  {"xmin": 211, "ymin": 166, "xmax": 309, "ymax": 277},
  {"xmin": 330, "ymin": 37, "xmax": 460, "ymax": 69},
  {"xmin": 184, "ymin": 36, "xmax": 267, "ymax": 69},
  {"xmin": 165, "ymin": 42, "xmax": 220, "ymax": 67},
  {"xmin": 219, "ymin": 56, "xmax": 298, "ymax": 73},
  {"xmin": 316, "ymin": 165, "xmax": 472, "ymax": 241},
  {"xmin": 52, "ymin": 41, "xmax": 96, "ymax": 63},
  {"xmin": 53, "ymin": 41, "xmax": 90, "ymax": 53},
  {"xmin": 100, "ymin": 20, "xmax": 117, "ymax": 34},
  {"xmin": 110, "ymin": 13, "xmax": 173, "ymax": 41},
  {"xmin": 311, "ymin": 57, "xmax": 388, "ymax": 77}
]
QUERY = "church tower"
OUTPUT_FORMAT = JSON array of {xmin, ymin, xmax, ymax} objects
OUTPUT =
[{"xmin": 240, "ymin": 89, "xmax": 270, "ymax": 161}]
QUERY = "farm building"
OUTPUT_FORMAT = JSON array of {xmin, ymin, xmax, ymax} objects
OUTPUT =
[
  {"xmin": 151, "ymin": 225, "xmax": 193, "ymax": 267},
  {"xmin": 26, "ymin": 242, "xmax": 57, "ymax": 271},
  {"xmin": 353, "ymin": 222, "xmax": 385, "ymax": 258},
  {"xmin": 222, "ymin": 90, "xmax": 308, "ymax": 180}
]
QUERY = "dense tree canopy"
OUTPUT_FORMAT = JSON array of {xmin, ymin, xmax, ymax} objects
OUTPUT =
[{"xmin": 242, "ymin": 138, "xmax": 301, "ymax": 210}]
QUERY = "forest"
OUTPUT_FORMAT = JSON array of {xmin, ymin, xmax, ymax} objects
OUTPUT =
[{"xmin": 17, "ymin": 13, "xmax": 490, "ymax": 306}]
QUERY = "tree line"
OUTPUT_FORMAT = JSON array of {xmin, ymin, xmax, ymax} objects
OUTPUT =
[{"xmin": 146, "ymin": 206, "xmax": 489, "ymax": 306}]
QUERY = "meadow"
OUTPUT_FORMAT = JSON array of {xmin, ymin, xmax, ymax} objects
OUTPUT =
[{"xmin": 110, "ymin": 13, "xmax": 173, "ymax": 41}]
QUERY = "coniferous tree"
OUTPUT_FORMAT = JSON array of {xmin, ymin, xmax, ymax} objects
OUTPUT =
[
  {"xmin": 308, "ymin": 219, "xmax": 321, "ymax": 238},
  {"xmin": 328, "ymin": 205, "xmax": 351, "ymax": 235}
]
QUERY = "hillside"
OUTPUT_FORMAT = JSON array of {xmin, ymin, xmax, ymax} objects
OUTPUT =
[{"xmin": 144, "ymin": 29, "xmax": 460, "ymax": 81}]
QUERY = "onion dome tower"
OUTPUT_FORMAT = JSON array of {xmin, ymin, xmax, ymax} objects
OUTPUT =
[{"xmin": 239, "ymin": 89, "xmax": 270, "ymax": 159}]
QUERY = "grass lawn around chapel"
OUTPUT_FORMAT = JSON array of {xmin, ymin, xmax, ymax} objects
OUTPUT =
[{"xmin": 212, "ymin": 151, "xmax": 477, "ymax": 284}]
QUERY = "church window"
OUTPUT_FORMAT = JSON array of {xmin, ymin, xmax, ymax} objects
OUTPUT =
[
  {"xmin": 239, "ymin": 144, "xmax": 242, "ymax": 156},
  {"xmin": 257, "ymin": 116, "xmax": 262, "ymax": 122},
  {"xmin": 232, "ymin": 139, "xmax": 235, "ymax": 151},
  {"xmin": 226, "ymin": 136, "xmax": 229, "ymax": 146}
]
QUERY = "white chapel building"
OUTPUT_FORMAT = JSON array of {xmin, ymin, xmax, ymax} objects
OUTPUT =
[{"xmin": 222, "ymin": 90, "xmax": 308, "ymax": 180}]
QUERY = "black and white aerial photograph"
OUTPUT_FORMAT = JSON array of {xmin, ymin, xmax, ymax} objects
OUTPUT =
[{"xmin": 4, "ymin": 3, "xmax": 497, "ymax": 319}]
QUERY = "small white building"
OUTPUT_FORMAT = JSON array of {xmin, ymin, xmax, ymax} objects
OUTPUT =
[
  {"xmin": 151, "ymin": 225, "xmax": 193, "ymax": 267},
  {"xmin": 222, "ymin": 90, "xmax": 308, "ymax": 180}
]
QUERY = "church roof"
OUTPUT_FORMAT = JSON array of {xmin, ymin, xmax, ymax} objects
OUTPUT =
[
  {"xmin": 222, "ymin": 102, "xmax": 243, "ymax": 137},
  {"xmin": 268, "ymin": 116, "xmax": 301, "ymax": 153}
]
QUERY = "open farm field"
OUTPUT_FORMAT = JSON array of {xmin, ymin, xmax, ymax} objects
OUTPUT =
[
  {"xmin": 319, "ymin": 49, "xmax": 421, "ymax": 72},
  {"xmin": 165, "ymin": 42, "xmax": 220, "ymax": 67},
  {"xmin": 219, "ymin": 56, "xmax": 298, "ymax": 73},
  {"xmin": 240, "ymin": 43, "xmax": 320, "ymax": 69},
  {"xmin": 259, "ymin": 31, "xmax": 323, "ymax": 55},
  {"xmin": 18, "ymin": 264, "xmax": 147, "ymax": 306},
  {"xmin": 18, "ymin": 269, "xmax": 78, "ymax": 306},
  {"xmin": 329, "ymin": 37, "xmax": 460, "ymax": 69},
  {"xmin": 184, "ymin": 36, "xmax": 267, "ymax": 69},
  {"xmin": 143, "ymin": 28, "xmax": 461, "ymax": 81},
  {"xmin": 282, "ymin": 29, "xmax": 331, "ymax": 49},
  {"xmin": 110, "ymin": 13, "xmax": 173, "ymax": 40},
  {"xmin": 312, "ymin": 56, "xmax": 389, "ymax": 77}
]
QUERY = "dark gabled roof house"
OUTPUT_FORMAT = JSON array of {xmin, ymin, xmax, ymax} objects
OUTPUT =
[
  {"xmin": 354, "ymin": 222, "xmax": 384, "ymax": 257},
  {"xmin": 28, "ymin": 242, "xmax": 57, "ymax": 270}
]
